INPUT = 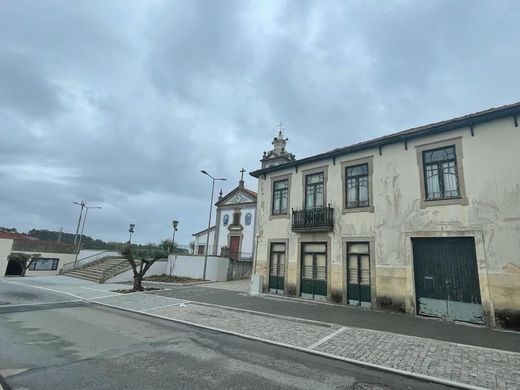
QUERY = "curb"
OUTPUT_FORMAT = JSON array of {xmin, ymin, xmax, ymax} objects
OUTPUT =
[
  {"xmin": 87, "ymin": 299, "xmax": 488, "ymax": 390},
  {"xmin": 3, "ymin": 280, "xmax": 494, "ymax": 390}
]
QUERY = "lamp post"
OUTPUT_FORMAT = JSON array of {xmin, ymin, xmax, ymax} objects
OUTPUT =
[
  {"xmin": 73, "ymin": 201, "xmax": 86, "ymax": 245},
  {"xmin": 201, "ymin": 170, "xmax": 226, "ymax": 280},
  {"xmin": 171, "ymin": 220, "xmax": 179, "ymax": 253},
  {"xmin": 128, "ymin": 224, "xmax": 135, "ymax": 244},
  {"xmin": 74, "ymin": 204, "xmax": 102, "ymax": 265}
]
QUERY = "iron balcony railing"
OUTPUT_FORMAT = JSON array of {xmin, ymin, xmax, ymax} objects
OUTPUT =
[{"xmin": 292, "ymin": 206, "xmax": 334, "ymax": 232}]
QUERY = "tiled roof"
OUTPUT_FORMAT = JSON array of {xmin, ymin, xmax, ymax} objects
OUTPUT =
[{"xmin": 250, "ymin": 101, "xmax": 520, "ymax": 178}]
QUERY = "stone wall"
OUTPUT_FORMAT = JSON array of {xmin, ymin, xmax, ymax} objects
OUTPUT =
[{"xmin": 226, "ymin": 259, "xmax": 252, "ymax": 281}]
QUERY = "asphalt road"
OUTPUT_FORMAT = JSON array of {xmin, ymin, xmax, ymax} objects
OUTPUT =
[{"xmin": 0, "ymin": 279, "xmax": 454, "ymax": 390}]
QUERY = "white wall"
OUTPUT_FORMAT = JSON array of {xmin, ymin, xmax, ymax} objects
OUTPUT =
[
  {"xmin": 0, "ymin": 238, "xmax": 14, "ymax": 276},
  {"xmin": 106, "ymin": 260, "xmax": 168, "ymax": 283},
  {"xmin": 217, "ymin": 205, "xmax": 256, "ymax": 258},
  {"xmin": 194, "ymin": 230, "xmax": 215, "ymax": 254},
  {"xmin": 168, "ymin": 254, "xmax": 229, "ymax": 281}
]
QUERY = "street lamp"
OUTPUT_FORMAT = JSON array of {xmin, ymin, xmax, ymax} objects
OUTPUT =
[
  {"xmin": 171, "ymin": 220, "xmax": 179, "ymax": 253},
  {"xmin": 201, "ymin": 170, "xmax": 226, "ymax": 280},
  {"xmin": 73, "ymin": 201, "xmax": 86, "ymax": 245},
  {"xmin": 128, "ymin": 224, "xmax": 135, "ymax": 244},
  {"xmin": 74, "ymin": 204, "xmax": 102, "ymax": 264}
]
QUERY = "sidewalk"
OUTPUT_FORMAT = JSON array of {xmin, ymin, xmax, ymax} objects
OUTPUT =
[
  {"xmin": 7, "ymin": 277, "xmax": 520, "ymax": 390},
  {"xmin": 147, "ymin": 282, "xmax": 520, "ymax": 353}
]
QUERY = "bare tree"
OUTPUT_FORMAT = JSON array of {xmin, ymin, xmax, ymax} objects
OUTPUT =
[{"xmin": 122, "ymin": 244, "xmax": 167, "ymax": 291}]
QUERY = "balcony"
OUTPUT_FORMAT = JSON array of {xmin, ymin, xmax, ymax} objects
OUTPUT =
[{"xmin": 292, "ymin": 206, "xmax": 334, "ymax": 232}]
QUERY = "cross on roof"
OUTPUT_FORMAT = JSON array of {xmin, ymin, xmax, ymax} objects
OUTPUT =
[
  {"xmin": 277, "ymin": 122, "xmax": 285, "ymax": 132},
  {"xmin": 240, "ymin": 168, "xmax": 245, "ymax": 181}
]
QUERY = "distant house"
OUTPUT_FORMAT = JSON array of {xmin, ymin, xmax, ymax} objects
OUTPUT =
[
  {"xmin": 193, "ymin": 172, "xmax": 257, "ymax": 261},
  {"xmin": 0, "ymin": 231, "xmax": 76, "ymax": 276},
  {"xmin": 250, "ymin": 103, "xmax": 520, "ymax": 328}
]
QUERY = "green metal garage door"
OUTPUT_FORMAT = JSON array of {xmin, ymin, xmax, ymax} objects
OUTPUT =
[{"xmin": 412, "ymin": 237, "xmax": 484, "ymax": 324}]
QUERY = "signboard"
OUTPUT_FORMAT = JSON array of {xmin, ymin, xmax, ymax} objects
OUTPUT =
[{"xmin": 29, "ymin": 258, "xmax": 59, "ymax": 271}]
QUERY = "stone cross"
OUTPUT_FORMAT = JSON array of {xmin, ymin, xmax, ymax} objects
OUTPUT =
[{"xmin": 240, "ymin": 168, "xmax": 245, "ymax": 181}]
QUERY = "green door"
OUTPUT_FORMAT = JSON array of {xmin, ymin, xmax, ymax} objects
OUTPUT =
[
  {"xmin": 412, "ymin": 237, "xmax": 484, "ymax": 324},
  {"xmin": 269, "ymin": 243, "xmax": 286, "ymax": 294},
  {"xmin": 347, "ymin": 242, "xmax": 371, "ymax": 307},
  {"xmin": 301, "ymin": 243, "xmax": 327, "ymax": 300}
]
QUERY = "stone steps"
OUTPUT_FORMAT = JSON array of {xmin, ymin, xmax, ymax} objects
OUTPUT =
[{"xmin": 63, "ymin": 257, "xmax": 132, "ymax": 283}]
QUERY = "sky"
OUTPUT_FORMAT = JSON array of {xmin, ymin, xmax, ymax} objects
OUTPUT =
[{"xmin": 1, "ymin": 0, "xmax": 519, "ymax": 245}]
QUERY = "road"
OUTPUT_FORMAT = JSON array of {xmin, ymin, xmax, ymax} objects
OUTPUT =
[{"xmin": 0, "ymin": 278, "xmax": 453, "ymax": 390}]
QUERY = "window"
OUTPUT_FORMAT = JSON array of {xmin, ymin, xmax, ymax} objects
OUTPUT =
[
  {"xmin": 346, "ymin": 163, "xmax": 369, "ymax": 208},
  {"xmin": 416, "ymin": 137, "xmax": 468, "ymax": 208},
  {"xmin": 422, "ymin": 145, "xmax": 459, "ymax": 200},
  {"xmin": 272, "ymin": 179, "xmax": 288, "ymax": 215},
  {"xmin": 232, "ymin": 211, "xmax": 240, "ymax": 225},
  {"xmin": 305, "ymin": 172, "xmax": 324, "ymax": 209},
  {"xmin": 28, "ymin": 258, "xmax": 59, "ymax": 271}
]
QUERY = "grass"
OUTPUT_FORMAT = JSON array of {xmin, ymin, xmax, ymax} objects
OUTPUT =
[{"xmin": 143, "ymin": 274, "xmax": 202, "ymax": 283}]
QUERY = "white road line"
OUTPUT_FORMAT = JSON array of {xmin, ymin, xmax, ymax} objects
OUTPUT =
[
  {"xmin": 0, "ymin": 300, "xmax": 81, "ymax": 308},
  {"xmin": 0, "ymin": 279, "xmax": 503, "ymax": 389},
  {"xmin": 142, "ymin": 301, "xmax": 190, "ymax": 311},
  {"xmin": 79, "ymin": 286, "xmax": 123, "ymax": 294},
  {"xmin": 307, "ymin": 327, "xmax": 347, "ymax": 350}
]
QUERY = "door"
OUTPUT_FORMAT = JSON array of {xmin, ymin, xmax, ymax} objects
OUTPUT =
[
  {"xmin": 269, "ymin": 243, "xmax": 286, "ymax": 294},
  {"xmin": 229, "ymin": 236, "xmax": 240, "ymax": 260},
  {"xmin": 301, "ymin": 243, "xmax": 327, "ymax": 300},
  {"xmin": 347, "ymin": 242, "xmax": 371, "ymax": 307},
  {"xmin": 412, "ymin": 237, "xmax": 484, "ymax": 324}
]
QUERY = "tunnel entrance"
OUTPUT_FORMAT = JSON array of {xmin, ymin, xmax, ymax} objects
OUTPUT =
[{"xmin": 5, "ymin": 260, "xmax": 23, "ymax": 276}]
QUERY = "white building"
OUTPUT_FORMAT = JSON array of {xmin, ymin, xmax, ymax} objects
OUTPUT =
[
  {"xmin": 251, "ymin": 103, "xmax": 520, "ymax": 329},
  {"xmin": 193, "ymin": 172, "xmax": 257, "ymax": 261}
]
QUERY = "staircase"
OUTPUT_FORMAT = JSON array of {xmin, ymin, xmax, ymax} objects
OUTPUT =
[{"xmin": 62, "ymin": 256, "xmax": 130, "ymax": 283}]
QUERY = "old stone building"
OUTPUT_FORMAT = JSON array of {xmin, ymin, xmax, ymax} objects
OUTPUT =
[{"xmin": 250, "ymin": 103, "xmax": 520, "ymax": 328}]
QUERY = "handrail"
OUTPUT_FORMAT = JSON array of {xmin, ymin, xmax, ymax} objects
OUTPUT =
[
  {"xmin": 61, "ymin": 250, "xmax": 120, "ymax": 272},
  {"xmin": 101, "ymin": 258, "xmax": 136, "ymax": 282}
]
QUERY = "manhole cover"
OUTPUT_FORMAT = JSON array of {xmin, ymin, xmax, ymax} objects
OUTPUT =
[{"xmin": 352, "ymin": 384, "xmax": 393, "ymax": 390}]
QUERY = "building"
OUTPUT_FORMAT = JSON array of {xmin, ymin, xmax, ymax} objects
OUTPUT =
[
  {"xmin": 0, "ymin": 231, "xmax": 77, "ymax": 276},
  {"xmin": 193, "ymin": 171, "xmax": 257, "ymax": 261},
  {"xmin": 250, "ymin": 103, "xmax": 520, "ymax": 328}
]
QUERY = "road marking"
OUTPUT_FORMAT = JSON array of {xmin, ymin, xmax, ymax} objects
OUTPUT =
[
  {"xmin": 307, "ymin": 327, "xmax": 347, "ymax": 350},
  {"xmin": 78, "ymin": 286, "xmax": 123, "ymax": 294},
  {"xmin": 0, "ymin": 300, "xmax": 81, "ymax": 308},
  {"xmin": 2, "ymin": 278, "xmax": 514, "ymax": 390},
  {"xmin": 142, "ymin": 301, "xmax": 191, "ymax": 311}
]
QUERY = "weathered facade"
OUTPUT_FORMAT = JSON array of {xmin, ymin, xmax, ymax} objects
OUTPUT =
[{"xmin": 251, "ymin": 104, "xmax": 520, "ymax": 328}]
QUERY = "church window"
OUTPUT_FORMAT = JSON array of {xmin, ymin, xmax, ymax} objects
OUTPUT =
[{"xmin": 233, "ymin": 211, "xmax": 241, "ymax": 226}]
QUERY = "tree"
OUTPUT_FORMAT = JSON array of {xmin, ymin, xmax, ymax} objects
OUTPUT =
[
  {"xmin": 122, "ymin": 244, "xmax": 168, "ymax": 291},
  {"xmin": 7, "ymin": 253, "xmax": 40, "ymax": 276}
]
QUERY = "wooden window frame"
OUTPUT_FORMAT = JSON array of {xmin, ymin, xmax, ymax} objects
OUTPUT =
[
  {"xmin": 341, "ymin": 156, "xmax": 374, "ymax": 214},
  {"xmin": 270, "ymin": 173, "xmax": 292, "ymax": 219},
  {"xmin": 416, "ymin": 137, "xmax": 468, "ymax": 208}
]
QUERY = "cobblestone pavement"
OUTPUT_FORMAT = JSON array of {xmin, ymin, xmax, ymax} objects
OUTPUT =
[
  {"xmin": 102, "ymin": 295, "xmax": 520, "ymax": 390},
  {"xmin": 5, "ymin": 276, "xmax": 520, "ymax": 389}
]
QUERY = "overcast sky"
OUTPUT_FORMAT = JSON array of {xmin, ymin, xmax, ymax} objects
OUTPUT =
[{"xmin": 1, "ymin": 0, "xmax": 519, "ymax": 245}]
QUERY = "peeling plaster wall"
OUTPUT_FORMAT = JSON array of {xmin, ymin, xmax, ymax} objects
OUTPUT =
[{"xmin": 254, "ymin": 116, "xmax": 520, "ymax": 324}]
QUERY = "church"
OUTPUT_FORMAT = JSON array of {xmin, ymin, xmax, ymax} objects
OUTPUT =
[
  {"xmin": 192, "ymin": 129, "xmax": 295, "ymax": 261},
  {"xmin": 192, "ymin": 169, "xmax": 258, "ymax": 261}
]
